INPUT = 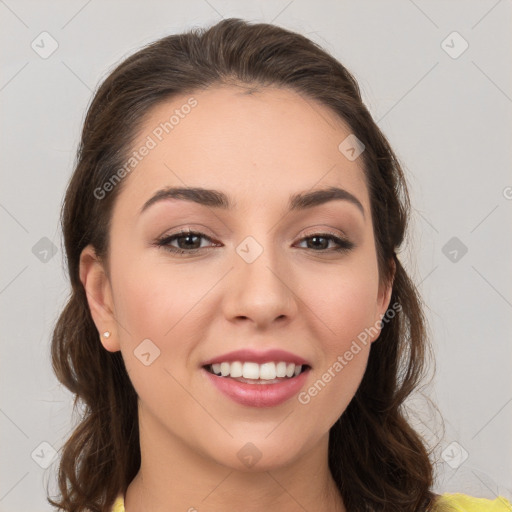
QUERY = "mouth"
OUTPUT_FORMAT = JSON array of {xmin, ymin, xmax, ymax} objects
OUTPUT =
[
  {"xmin": 202, "ymin": 361, "xmax": 311, "ymax": 407},
  {"xmin": 203, "ymin": 361, "xmax": 311, "ymax": 384},
  {"xmin": 200, "ymin": 349, "xmax": 312, "ymax": 407}
]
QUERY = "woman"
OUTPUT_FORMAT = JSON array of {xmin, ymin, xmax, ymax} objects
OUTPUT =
[{"xmin": 49, "ymin": 18, "xmax": 511, "ymax": 512}]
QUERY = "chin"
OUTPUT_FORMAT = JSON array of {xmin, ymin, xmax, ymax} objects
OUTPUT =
[{"xmin": 207, "ymin": 436, "xmax": 307, "ymax": 474}]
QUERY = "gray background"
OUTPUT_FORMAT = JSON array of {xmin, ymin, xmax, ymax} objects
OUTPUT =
[{"xmin": 1, "ymin": 1, "xmax": 511, "ymax": 510}]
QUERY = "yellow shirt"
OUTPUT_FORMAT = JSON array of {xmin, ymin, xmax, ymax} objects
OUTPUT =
[
  {"xmin": 111, "ymin": 492, "xmax": 512, "ymax": 511},
  {"xmin": 438, "ymin": 493, "xmax": 512, "ymax": 511}
]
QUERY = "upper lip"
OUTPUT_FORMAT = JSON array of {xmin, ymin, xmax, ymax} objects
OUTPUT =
[{"xmin": 201, "ymin": 348, "xmax": 311, "ymax": 367}]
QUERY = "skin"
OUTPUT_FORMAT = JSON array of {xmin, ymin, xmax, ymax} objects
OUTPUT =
[{"xmin": 80, "ymin": 84, "xmax": 394, "ymax": 512}]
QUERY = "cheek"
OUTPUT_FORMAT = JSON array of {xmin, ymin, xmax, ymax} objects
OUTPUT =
[
  {"xmin": 294, "ymin": 264, "xmax": 378, "ymax": 426},
  {"xmin": 111, "ymin": 264, "xmax": 196, "ymax": 421},
  {"xmin": 302, "ymin": 262, "xmax": 380, "ymax": 347},
  {"xmin": 110, "ymin": 253, "xmax": 206, "ymax": 341},
  {"xmin": 109, "ymin": 255, "xmax": 211, "ymax": 393}
]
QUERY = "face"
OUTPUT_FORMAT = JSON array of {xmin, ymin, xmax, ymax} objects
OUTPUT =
[{"xmin": 81, "ymin": 85, "xmax": 393, "ymax": 472}]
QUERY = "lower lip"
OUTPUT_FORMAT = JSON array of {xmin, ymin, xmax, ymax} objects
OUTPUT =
[{"xmin": 202, "ymin": 367, "xmax": 310, "ymax": 408}]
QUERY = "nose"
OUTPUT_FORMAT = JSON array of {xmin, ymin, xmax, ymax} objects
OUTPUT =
[{"xmin": 221, "ymin": 239, "xmax": 298, "ymax": 328}]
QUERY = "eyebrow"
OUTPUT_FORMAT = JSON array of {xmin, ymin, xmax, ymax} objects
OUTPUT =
[{"xmin": 139, "ymin": 185, "xmax": 365, "ymax": 218}]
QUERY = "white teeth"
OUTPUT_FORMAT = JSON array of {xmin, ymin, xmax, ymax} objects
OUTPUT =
[
  {"xmin": 220, "ymin": 362, "xmax": 230, "ymax": 377},
  {"xmin": 276, "ymin": 362, "xmax": 287, "ymax": 378},
  {"xmin": 259, "ymin": 362, "xmax": 276, "ymax": 380},
  {"xmin": 230, "ymin": 361, "xmax": 243, "ymax": 378},
  {"xmin": 207, "ymin": 361, "xmax": 306, "ymax": 380},
  {"xmin": 242, "ymin": 362, "xmax": 259, "ymax": 379}
]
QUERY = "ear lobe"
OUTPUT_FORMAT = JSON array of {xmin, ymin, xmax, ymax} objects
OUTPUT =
[
  {"xmin": 379, "ymin": 258, "xmax": 396, "ymax": 313},
  {"xmin": 372, "ymin": 258, "xmax": 396, "ymax": 342},
  {"xmin": 79, "ymin": 244, "xmax": 120, "ymax": 352}
]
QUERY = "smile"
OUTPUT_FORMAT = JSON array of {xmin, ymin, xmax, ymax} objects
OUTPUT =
[
  {"xmin": 205, "ymin": 361, "xmax": 309, "ymax": 381},
  {"xmin": 202, "ymin": 362, "xmax": 311, "ymax": 407}
]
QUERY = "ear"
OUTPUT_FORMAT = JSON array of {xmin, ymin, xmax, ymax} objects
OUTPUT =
[
  {"xmin": 79, "ymin": 244, "xmax": 120, "ymax": 352},
  {"xmin": 371, "ymin": 257, "xmax": 396, "ymax": 343}
]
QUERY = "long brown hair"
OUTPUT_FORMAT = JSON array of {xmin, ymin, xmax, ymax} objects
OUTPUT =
[{"xmin": 49, "ymin": 18, "xmax": 446, "ymax": 512}]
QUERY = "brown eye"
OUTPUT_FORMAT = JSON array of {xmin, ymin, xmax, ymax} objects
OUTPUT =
[
  {"xmin": 155, "ymin": 230, "xmax": 218, "ymax": 255},
  {"xmin": 296, "ymin": 233, "xmax": 354, "ymax": 253}
]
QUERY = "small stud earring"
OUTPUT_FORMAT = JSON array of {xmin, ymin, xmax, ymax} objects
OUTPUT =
[{"xmin": 103, "ymin": 331, "xmax": 111, "ymax": 338}]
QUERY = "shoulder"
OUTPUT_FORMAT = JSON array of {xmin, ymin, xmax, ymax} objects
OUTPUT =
[
  {"xmin": 111, "ymin": 494, "xmax": 125, "ymax": 512},
  {"xmin": 435, "ymin": 492, "xmax": 512, "ymax": 511}
]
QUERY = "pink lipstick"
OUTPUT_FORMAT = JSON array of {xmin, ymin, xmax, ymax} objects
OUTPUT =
[{"xmin": 201, "ymin": 348, "xmax": 311, "ymax": 407}]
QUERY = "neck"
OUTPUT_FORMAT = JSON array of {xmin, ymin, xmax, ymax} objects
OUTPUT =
[{"xmin": 124, "ymin": 409, "xmax": 345, "ymax": 512}]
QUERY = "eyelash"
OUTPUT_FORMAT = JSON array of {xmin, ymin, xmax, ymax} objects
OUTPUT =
[{"xmin": 154, "ymin": 229, "xmax": 355, "ymax": 255}]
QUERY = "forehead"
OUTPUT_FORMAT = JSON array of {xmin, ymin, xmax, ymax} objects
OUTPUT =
[{"xmin": 112, "ymin": 85, "xmax": 370, "ymax": 219}]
